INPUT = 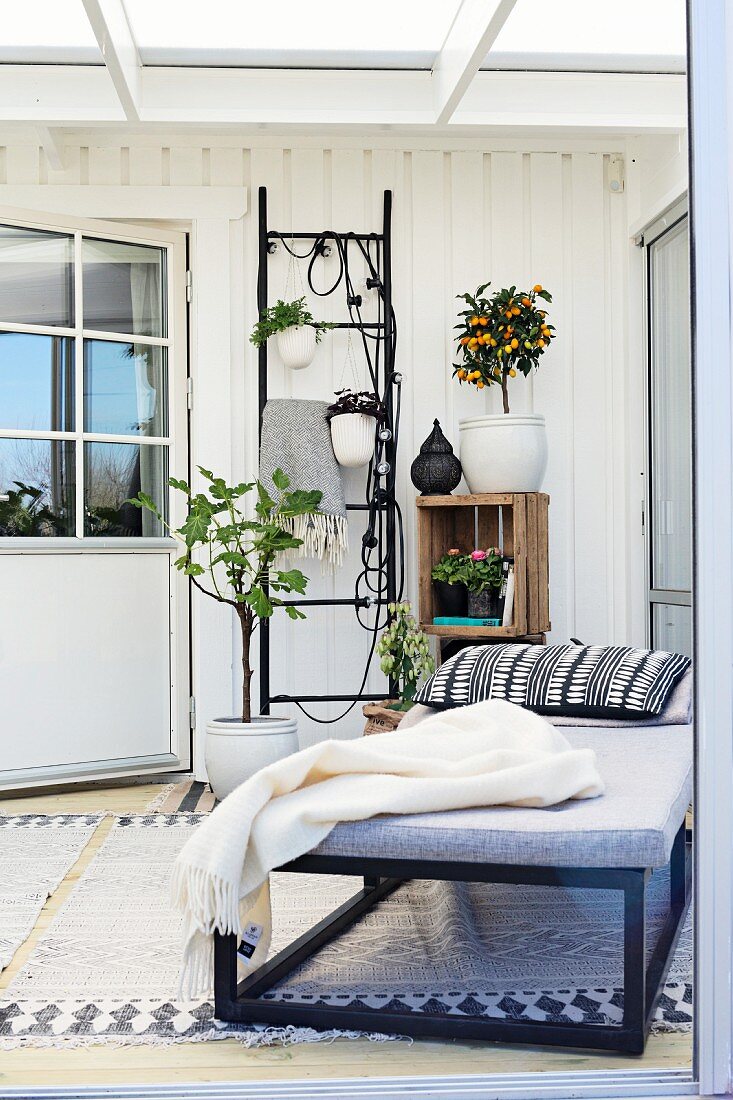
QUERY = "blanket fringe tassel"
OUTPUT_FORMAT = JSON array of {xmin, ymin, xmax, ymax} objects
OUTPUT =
[{"xmin": 280, "ymin": 513, "xmax": 349, "ymax": 571}]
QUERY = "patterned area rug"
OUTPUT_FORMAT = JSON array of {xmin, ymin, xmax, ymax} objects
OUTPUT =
[
  {"xmin": 0, "ymin": 815, "xmax": 104, "ymax": 973},
  {"xmin": 0, "ymin": 814, "xmax": 692, "ymax": 1048},
  {"xmin": 146, "ymin": 781, "xmax": 215, "ymax": 813}
]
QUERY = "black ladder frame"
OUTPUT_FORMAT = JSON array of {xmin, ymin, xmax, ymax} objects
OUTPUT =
[{"xmin": 257, "ymin": 185, "xmax": 402, "ymax": 715}]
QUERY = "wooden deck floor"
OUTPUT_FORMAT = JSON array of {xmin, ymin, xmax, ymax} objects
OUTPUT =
[{"xmin": 0, "ymin": 783, "xmax": 693, "ymax": 1090}]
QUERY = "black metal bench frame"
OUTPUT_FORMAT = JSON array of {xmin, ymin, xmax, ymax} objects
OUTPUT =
[{"xmin": 214, "ymin": 820, "xmax": 690, "ymax": 1054}]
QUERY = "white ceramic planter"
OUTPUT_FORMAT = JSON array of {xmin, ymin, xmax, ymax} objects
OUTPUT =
[
  {"xmin": 459, "ymin": 413, "xmax": 548, "ymax": 493},
  {"xmin": 205, "ymin": 715, "xmax": 299, "ymax": 801},
  {"xmin": 276, "ymin": 325, "xmax": 317, "ymax": 370},
  {"xmin": 330, "ymin": 412, "xmax": 376, "ymax": 468}
]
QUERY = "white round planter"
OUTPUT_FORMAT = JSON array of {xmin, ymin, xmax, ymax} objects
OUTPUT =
[
  {"xmin": 329, "ymin": 412, "xmax": 376, "ymax": 468},
  {"xmin": 205, "ymin": 715, "xmax": 299, "ymax": 801},
  {"xmin": 276, "ymin": 325, "xmax": 317, "ymax": 370},
  {"xmin": 459, "ymin": 413, "xmax": 548, "ymax": 493}
]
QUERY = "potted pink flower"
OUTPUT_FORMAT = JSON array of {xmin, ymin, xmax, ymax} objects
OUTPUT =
[{"xmin": 463, "ymin": 547, "xmax": 503, "ymax": 618}]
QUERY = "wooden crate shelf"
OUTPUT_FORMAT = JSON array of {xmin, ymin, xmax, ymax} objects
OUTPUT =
[{"xmin": 417, "ymin": 492, "xmax": 550, "ymax": 639}]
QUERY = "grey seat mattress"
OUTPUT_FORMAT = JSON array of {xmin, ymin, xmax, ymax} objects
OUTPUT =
[{"xmin": 311, "ymin": 724, "xmax": 693, "ymax": 870}]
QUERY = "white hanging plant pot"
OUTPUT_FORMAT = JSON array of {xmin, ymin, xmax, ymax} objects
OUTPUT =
[
  {"xmin": 330, "ymin": 412, "xmax": 376, "ymax": 468},
  {"xmin": 205, "ymin": 715, "xmax": 299, "ymax": 801},
  {"xmin": 276, "ymin": 325, "xmax": 317, "ymax": 370},
  {"xmin": 459, "ymin": 413, "xmax": 548, "ymax": 493}
]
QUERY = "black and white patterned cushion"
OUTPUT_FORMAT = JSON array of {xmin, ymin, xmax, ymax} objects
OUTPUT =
[{"xmin": 415, "ymin": 643, "xmax": 691, "ymax": 720}]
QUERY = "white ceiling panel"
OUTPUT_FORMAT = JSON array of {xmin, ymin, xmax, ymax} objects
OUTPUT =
[
  {"xmin": 123, "ymin": 0, "xmax": 463, "ymax": 68},
  {"xmin": 0, "ymin": 0, "xmax": 102, "ymax": 63}
]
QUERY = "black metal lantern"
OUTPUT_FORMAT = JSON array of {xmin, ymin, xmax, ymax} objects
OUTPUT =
[{"xmin": 410, "ymin": 419, "xmax": 462, "ymax": 495}]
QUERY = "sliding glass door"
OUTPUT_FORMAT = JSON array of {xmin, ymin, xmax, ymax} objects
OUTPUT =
[{"xmin": 646, "ymin": 201, "xmax": 692, "ymax": 655}]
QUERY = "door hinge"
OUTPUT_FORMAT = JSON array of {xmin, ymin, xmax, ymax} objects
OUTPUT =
[
  {"xmin": 189, "ymin": 695, "xmax": 196, "ymax": 729},
  {"xmin": 641, "ymin": 501, "xmax": 646, "ymax": 535},
  {"xmin": 186, "ymin": 377, "xmax": 194, "ymax": 410},
  {"xmin": 185, "ymin": 269, "xmax": 193, "ymax": 303}
]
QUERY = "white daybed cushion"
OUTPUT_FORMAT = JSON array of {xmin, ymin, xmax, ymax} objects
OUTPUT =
[{"xmin": 312, "ymin": 724, "xmax": 692, "ymax": 870}]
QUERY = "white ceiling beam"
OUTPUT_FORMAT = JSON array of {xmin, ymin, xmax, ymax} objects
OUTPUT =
[
  {"xmin": 36, "ymin": 127, "xmax": 66, "ymax": 172},
  {"xmin": 0, "ymin": 66, "xmax": 687, "ymax": 134},
  {"xmin": 433, "ymin": 0, "xmax": 517, "ymax": 125},
  {"xmin": 81, "ymin": 0, "xmax": 141, "ymax": 122}
]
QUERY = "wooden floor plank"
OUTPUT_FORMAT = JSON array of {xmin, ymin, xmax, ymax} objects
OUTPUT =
[{"xmin": 0, "ymin": 783, "xmax": 693, "ymax": 1088}]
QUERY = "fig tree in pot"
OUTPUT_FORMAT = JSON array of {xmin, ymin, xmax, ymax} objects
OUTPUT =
[
  {"xmin": 454, "ymin": 282, "xmax": 555, "ymax": 493},
  {"xmin": 250, "ymin": 296, "xmax": 334, "ymax": 370},
  {"xmin": 325, "ymin": 389, "xmax": 386, "ymax": 468},
  {"xmin": 130, "ymin": 467, "xmax": 322, "ymax": 800}
]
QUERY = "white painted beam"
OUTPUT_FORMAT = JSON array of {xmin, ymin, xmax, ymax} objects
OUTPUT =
[
  {"xmin": 433, "ymin": 0, "xmax": 517, "ymax": 125},
  {"xmin": 0, "ymin": 66, "xmax": 687, "ymax": 134},
  {"xmin": 36, "ymin": 126, "xmax": 65, "ymax": 172},
  {"xmin": 81, "ymin": 0, "xmax": 141, "ymax": 122}
]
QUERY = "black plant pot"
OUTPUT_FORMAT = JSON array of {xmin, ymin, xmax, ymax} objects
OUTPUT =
[
  {"xmin": 434, "ymin": 580, "xmax": 468, "ymax": 617},
  {"xmin": 468, "ymin": 588, "xmax": 500, "ymax": 619}
]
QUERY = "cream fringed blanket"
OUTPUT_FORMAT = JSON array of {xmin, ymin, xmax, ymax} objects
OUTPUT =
[{"xmin": 173, "ymin": 699, "xmax": 604, "ymax": 998}]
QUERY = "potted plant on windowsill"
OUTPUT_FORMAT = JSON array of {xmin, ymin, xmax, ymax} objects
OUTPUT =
[
  {"xmin": 363, "ymin": 601, "xmax": 434, "ymax": 734},
  {"xmin": 325, "ymin": 388, "xmax": 386, "ymax": 468},
  {"xmin": 130, "ymin": 467, "xmax": 322, "ymax": 800},
  {"xmin": 250, "ymin": 297, "xmax": 334, "ymax": 370},
  {"xmin": 454, "ymin": 282, "xmax": 555, "ymax": 492},
  {"xmin": 463, "ymin": 548, "xmax": 503, "ymax": 619},
  {"xmin": 431, "ymin": 548, "xmax": 468, "ymax": 617}
]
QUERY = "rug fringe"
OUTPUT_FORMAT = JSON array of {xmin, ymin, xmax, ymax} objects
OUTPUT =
[
  {"xmin": 0, "ymin": 1027, "xmax": 405, "ymax": 1051},
  {"xmin": 143, "ymin": 784, "xmax": 179, "ymax": 812}
]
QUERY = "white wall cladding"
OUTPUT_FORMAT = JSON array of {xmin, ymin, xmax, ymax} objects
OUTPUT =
[{"xmin": 0, "ymin": 137, "xmax": 639, "ymax": 747}]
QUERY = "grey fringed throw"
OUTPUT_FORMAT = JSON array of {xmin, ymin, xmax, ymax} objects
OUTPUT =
[{"xmin": 260, "ymin": 399, "xmax": 348, "ymax": 568}]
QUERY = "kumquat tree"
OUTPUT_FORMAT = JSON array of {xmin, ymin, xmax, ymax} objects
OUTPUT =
[{"xmin": 453, "ymin": 283, "xmax": 555, "ymax": 413}]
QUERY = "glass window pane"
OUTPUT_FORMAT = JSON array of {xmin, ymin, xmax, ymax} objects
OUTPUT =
[
  {"xmin": 650, "ymin": 219, "xmax": 692, "ymax": 592},
  {"xmin": 84, "ymin": 340, "xmax": 167, "ymax": 437},
  {"xmin": 0, "ymin": 438, "xmax": 75, "ymax": 536},
  {"xmin": 84, "ymin": 442, "xmax": 167, "ymax": 537},
  {"xmin": 0, "ymin": 224, "xmax": 74, "ymax": 327},
  {"xmin": 652, "ymin": 603, "xmax": 692, "ymax": 658},
  {"xmin": 0, "ymin": 332, "xmax": 74, "ymax": 432},
  {"xmin": 82, "ymin": 238, "xmax": 165, "ymax": 337}
]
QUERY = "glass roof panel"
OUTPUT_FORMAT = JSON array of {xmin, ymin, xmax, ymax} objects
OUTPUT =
[
  {"xmin": 0, "ymin": 0, "xmax": 101, "ymax": 63},
  {"xmin": 483, "ymin": 0, "xmax": 686, "ymax": 72},
  {"xmin": 124, "ymin": 0, "xmax": 463, "ymax": 68}
]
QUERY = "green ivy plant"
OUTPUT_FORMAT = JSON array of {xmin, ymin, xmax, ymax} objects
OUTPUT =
[
  {"xmin": 249, "ymin": 297, "xmax": 334, "ymax": 348},
  {"xmin": 130, "ymin": 467, "xmax": 322, "ymax": 723},
  {"xmin": 377, "ymin": 601, "xmax": 435, "ymax": 708}
]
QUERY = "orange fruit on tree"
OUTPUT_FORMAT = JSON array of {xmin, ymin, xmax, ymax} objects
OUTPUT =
[
  {"xmin": 521, "ymin": 297, "xmax": 531, "ymax": 306},
  {"xmin": 509, "ymin": 368, "xmax": 517, "ymax": 378},
  {"xmin": 533, "ymin": 284, "xmax": 543, "ymax": 293},
  {"xmin": 538, "ymin": 338, "xmax": 546, "ymax": 347},
  {"xmin": 511, "ymin": 338, "xmax": 519, "ymax": 349},
  {"xmin": 479, "ymin": 316, "xmax": 488, "ymax": 325},
  {"xmin": 470, "ymin": 315, "xmax": 479, "ymax": 325},
  {"xmin": 477, "ymin": 380, "xmax": 485, "ymax": 389}
]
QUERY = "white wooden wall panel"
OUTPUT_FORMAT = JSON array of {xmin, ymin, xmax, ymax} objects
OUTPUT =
[{"xmin": 0, "ymin": 137, "xmax": 636, "ymax": 748}]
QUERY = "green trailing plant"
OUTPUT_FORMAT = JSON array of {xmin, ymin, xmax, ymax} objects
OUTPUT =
[
  {"xmin": 377, "ymin": 601, "xmax": 435, "ymax": 708},
  {"xmin": 431, "ymin": 548, "xmax": 467, "ymax": 585},
  {"xmin": 249, "ymin": 297, "xmax": 334, "ymax": 348},
  {"xmin": 129, "ymin": 467, "xmax": 322, "ymax": 723},
  {"xmin": 453, "ymin": 282, "xmax": 555, "ymax": 413}
]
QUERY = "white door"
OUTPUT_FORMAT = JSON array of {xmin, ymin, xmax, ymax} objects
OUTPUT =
[{"xmin": 0, "ymin": 208, "xmax": 190, "ymax": 788}]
